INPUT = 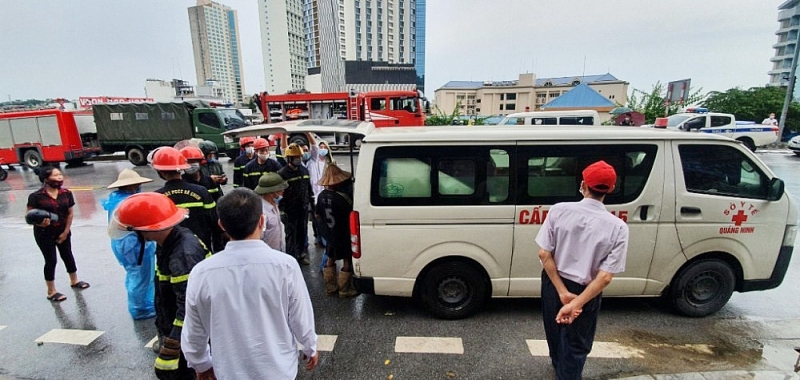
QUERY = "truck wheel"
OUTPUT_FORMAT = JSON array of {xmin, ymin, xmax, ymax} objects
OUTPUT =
[
  {"xmin": 668, "ymin": 259, "xmax": 735, "ymax": 317},
  {"xmin": 0, "ymin": 168, "xmax": 7, "ymax": 181},
  {"xmin": 736, "ymin": 137, "xmax": 756, "ymax": 152},
  {"xmin": 127, "ymin": 148, "xmax": 148, "ymax": 166},
  {"xmin": 420, "ymin": 261, "xmax": 488, "ymax": 319},
  {"xmin": 23, "ymin": 150, "xmax": 43, "ymax": 169}
]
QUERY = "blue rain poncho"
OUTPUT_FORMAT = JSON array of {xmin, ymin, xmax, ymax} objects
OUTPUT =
[{"xmin": 102, "ymin": 190, "xmax": 156, "ymax": 320}]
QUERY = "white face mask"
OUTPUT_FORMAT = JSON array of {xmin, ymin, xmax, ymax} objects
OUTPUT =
[
  {"xmin": 318, "ymin": 149, "xmax": 329, "ymax": 157},
  {"xmin": 245, "ymin": 147, "xmax": 254, "ymax": 155},
  {"xmin": 258, "ymin": 153, "xmax": 269, "ymax": 161}
]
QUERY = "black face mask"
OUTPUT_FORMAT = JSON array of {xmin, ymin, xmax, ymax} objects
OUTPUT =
[
  {"xmin": 290, "ymin": 158, "xmax": 302, "ymax": 167},
  {"xmin": 46, "ymin": 180, "xmax": 63, "ymax": 189}
]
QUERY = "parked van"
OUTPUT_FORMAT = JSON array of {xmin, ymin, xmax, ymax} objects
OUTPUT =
[
  {"xmin": 349, "ymin": 125, "xmax": 796, "ymax": 319},
  {"xmin": 496, "ymin": 110, "xmax": 599, "ymax": 126},
  {"xmin": 224, "ymin": 121, "xmax": 797, "ymax": 320}
]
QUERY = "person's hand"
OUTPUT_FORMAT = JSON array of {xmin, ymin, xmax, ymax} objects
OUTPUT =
[
  {"xmin": 36, "ymin": 218, "xmax": 51, "ymax": 228},
  {"xmin": 558, "ymin": 291, "xmax": 578, "ymax": 306},
  {"xmin": 305, "ymin": 353, "xmax": 318, "ymax": 371},
  {"xmin": 56, "ymin": 230, "xmax": 69, "ymax": 244},
  {"xmin": 556, "ymin": 302, "xmax": 582, "ymax": 325},
  {"xmin": 196, "ymin": 367, "xmax": 217, "ymax": 380}
]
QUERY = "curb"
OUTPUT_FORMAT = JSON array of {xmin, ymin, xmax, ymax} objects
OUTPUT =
[{"xmin": 614, "ymin": 370, "xmax": 799, "ymax": 379}]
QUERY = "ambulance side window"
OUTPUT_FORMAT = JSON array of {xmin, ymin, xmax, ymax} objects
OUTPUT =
[
  {"xmin": 519, "ymin": 144, "xmax": 657, "ymax": 205},
  {"xmin": 371, "ymin": 146, "xmax": 512, "ymax": 206},
  {"xmin": 679, "ymin": 144, "xmax": 769, "ymax": 199}
]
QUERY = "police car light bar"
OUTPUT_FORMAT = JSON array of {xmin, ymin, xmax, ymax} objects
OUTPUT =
[{"xmin": 685, "ymin": 107, "xmax": 709, "ymax": 114}]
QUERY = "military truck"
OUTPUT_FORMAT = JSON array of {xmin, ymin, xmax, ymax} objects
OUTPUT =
[{"xmin": 92, "ymin": 101, "xmax": 245, "ymax": 165}]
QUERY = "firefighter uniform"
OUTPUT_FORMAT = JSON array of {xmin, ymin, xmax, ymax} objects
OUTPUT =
[
  {"xmin": 232, "ymin": 154, "xmax": 252, "ymax": 188},
  {"xmin": 278, "ymin": 163, "xmax": 313, "ymax": 264},
  {"xmin": 156, "ymin": 179, "xmax": 222, "ymax": 252},
  {"xmin": 153, "ymin": 226, "xmax": 210, "ymax": 379},
  {"xmin": 242, "ymin": 158, "xmax": 282, "ymax": 190}
]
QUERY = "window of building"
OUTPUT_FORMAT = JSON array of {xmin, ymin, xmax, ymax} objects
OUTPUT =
[
  {"xmin": 506, "ymin": 103, "xmax": 516, "ymax": 111},
  {"xmin": 500, "ymin": 94, "xmax": 505, "ymax": 101},
  {"xmin": 135, "ymin": 113, "xmax": 148, "ymax": 121},
  {"xmin": 507, "ymin": 93, "xmax": 517, "ymax": 100}
]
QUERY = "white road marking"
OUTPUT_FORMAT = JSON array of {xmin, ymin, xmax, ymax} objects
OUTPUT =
[
  {"xmin": 0, "ymin": 326, "xmax": 5, "ymax": 331},
  {"xmin": 526, "ymin": 339, "xmax": 644, "ymax": 358},
  {"xmin": 145, "ymin": 335, "xmax": 158, "ymax": 349},
  {"xmin": 298, "ymin": 334, "xmax": 337, "ymax": 352},
  {"xmin": 35, "ymin": 329, "xmax": 104, "ymax": 346},
  {"xmin": 395, "ymin": 336, "xmax": 464, "ymax": 354}
]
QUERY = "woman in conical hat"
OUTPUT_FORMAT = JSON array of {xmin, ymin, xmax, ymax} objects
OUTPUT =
[{"xmin": 315, "ymin": 163, "xmax": 358, "ymax": 297}]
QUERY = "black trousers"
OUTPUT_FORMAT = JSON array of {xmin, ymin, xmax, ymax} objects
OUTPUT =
[
  {"xmin": 34, "ymin": 230, "xmax": 77, "ymax": 281},
  {"xmin": 284, "ymin": 208, "xmax": 308, "ymax": 259},
  {"xmin": 541, "ymin": 272, "xmax": 602, "ymax": 380}
]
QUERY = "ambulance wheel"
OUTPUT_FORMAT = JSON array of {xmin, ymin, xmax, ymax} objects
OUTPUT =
[
  {"xmin": 23, "ymin": 150, "xmax": 43, "ymax": 169},
  {"xmin": 420, "ymin": 261, "xmax": 488, "ymax": 319},
  {"xmin": 668, "ymin": 259, "xmax": 734, "ymax": 317},
  {"xmin": 736, "ymin": 137, "xmax": 756, "ymax": 152},
  {"xmin": 127, "ymin": 147, "xmax": 148, "ymax": 166}
]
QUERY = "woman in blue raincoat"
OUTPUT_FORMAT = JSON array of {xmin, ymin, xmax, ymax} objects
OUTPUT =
[{"xmin": 102, "ymin": 169, "xmax": 157, "ymax": 320}]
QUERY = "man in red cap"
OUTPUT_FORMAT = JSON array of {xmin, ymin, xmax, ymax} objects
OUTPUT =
[{"xmin": 535, "ymin": 160, "xmax": 629, "ymax": 380}]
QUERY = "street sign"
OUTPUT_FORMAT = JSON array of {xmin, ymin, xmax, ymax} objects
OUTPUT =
[{"xmin": 665, "ymin": 79, "xmax": 691, "ymax": 105}]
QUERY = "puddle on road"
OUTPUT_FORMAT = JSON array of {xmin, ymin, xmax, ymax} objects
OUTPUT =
[{"xmin": 616, "ymin": 328, "xmax": 764, "ymax": 374}]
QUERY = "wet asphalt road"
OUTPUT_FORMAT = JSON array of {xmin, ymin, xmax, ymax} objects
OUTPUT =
[{"xmin": 0, "ymin": 152, "xmax": 799, "ymax": 379}]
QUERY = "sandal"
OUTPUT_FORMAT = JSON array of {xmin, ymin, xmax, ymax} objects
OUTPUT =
[
  {"xmin": 70, "ymin": 281, "xmax": 90, "ymax": 289},
  {"xmin": 47, "ymin": 293, "xmax": 67, "ymax": 302}
]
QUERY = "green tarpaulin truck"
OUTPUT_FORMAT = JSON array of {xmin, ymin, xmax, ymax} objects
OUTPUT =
[{"xmin": 92, "ymin": 101, "xmax": 244, "ymax": 165}]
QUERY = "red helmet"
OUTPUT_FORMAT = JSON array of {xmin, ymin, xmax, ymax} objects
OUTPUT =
[
  {"xmin": 179, "ymin": 146, "xmax": 204, "ymax": 161},
  {"xmin": 253, "ymin": 138, "xmax": 269, "ymax": 150},
  {"xmin": 239, "ymin": 136, "xmax": 256, "ymax": 147},
  {"xmin": 116, "ymin": 192, "xmax": 188, "ymax": 232},
  {"xmin": 151, "ymin": 146, "xmax": 190, "ymax": 171}
]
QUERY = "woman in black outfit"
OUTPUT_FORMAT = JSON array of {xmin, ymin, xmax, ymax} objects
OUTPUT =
[{"xmin": 26, "ymin": 166, "xmax": 89, "ymax": 302}]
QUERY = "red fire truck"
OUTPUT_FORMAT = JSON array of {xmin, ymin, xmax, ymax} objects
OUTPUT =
[
  {"xmin": 0, "ymin": 109, "xmax": 100, "ymax": 168},
  {"xmin": 254, "ymin": 90, "xmax": 427, "ymax": 127}
]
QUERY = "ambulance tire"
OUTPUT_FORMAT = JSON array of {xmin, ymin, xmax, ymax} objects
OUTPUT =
[
  {"xmin": 668, "ymin": 259, "xmax": 735, "ymax": 317},
  {"xmin": 736, "ymin": 137, "xmax": 756, "ymax": 152},
  {"xmin": 420, "ymin": 261, "xmax": 488, "ymax": 319}
]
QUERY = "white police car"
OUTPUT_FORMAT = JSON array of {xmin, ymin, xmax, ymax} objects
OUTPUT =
[
  {"xmin": 664, "ymin": 108, "xmax": 780, "ymax": 151},
  {"xmin": 788, "ymin": 134, "xmax": 800, "ymax": 156}
]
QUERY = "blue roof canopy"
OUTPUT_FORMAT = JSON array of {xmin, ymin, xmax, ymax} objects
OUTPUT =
[{"xmin": 541, "ymin": 83, "xmax": 615, "ymax": 109}]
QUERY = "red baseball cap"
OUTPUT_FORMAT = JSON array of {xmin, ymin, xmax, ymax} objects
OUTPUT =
[{"xmin": 582, "ymin": 160, "xmax": 616, "ymax": 194}]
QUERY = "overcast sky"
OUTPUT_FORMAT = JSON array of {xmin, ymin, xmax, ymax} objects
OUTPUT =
[{"xmin": 0, "ymin": 0, "xmax": 785, "ymax": 101}]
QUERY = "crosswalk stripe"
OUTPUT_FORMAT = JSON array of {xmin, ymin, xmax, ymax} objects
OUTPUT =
[
  {"xmin": 395, "ymin": 337, "xmax": 464, "ymax": 354},
  {"xmin": 35, "ymin": 329, "xmax": 104, "ymax": 346},
  {"xmin": 145, "ymin": 335, "xmax": 158, "ymax": 349},
  {"xmin": 299, "ymin": 334, "xmax": 337, "ymax": 352},
  {"xmin": 525, "ymin": 339, "xmax": 644, "ymax": 358}
]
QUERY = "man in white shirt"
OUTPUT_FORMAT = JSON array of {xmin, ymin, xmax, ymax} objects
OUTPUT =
[
  {"xmin": 182, "ymin": 188, "xmax": 318, "ymax": 379},
  {"xmin": 762, "ymin": 112, "xmax": 778, "ymax": 126},
  {"xmin": 536, "ymin": 160, "xmax": 629, "ymax": 380}
]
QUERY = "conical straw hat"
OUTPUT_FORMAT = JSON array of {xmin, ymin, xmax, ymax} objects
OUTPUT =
[{"xmin": 318, "ymin": 163, "xmax": 352, "ymax": 186}]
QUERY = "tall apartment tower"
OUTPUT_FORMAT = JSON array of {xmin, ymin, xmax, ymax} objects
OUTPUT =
[
  {"xmin": 188, "ymin": 0, "xmax": 246, "ymax": 103},
  {"xmin": 769, "ymin": 0, "xmax": 800, "ymax": 87},
  {"xmin": 261, "ymin": 0, "xmax": 425, "ymax": 93},
  {"xmin": 259, "ymin": 0, "xmax": 308, "ymax": 94}
]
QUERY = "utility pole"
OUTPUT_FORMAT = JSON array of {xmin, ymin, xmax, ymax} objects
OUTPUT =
[{"xmin": 779, "ymin": 2, "xmax": 800, "ymax": 139}]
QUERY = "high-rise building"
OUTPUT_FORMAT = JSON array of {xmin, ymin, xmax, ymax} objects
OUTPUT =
[
  {"xmin": 263, "ymin": 0, "xmax": 425, "ymax": 93},
  {"xmin": 769, "ymin": 0, "xmax": 800, "ymax": 87},
  {"xmin": 188, "ymin": 0, "xmax": 246, "ymax": 103},
  {"xmin": 259, "ymin": 0, "xmax": 308, "ymax": 94}
]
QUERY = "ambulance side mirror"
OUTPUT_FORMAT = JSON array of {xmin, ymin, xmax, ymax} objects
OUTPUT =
[{"xmin": 767, "ymin": 177, "xmax": 785, "ymax": 201}]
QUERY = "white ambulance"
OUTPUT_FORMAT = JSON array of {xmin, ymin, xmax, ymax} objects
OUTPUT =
[
  {"xmin": 348, "ymin": 125, "xmax": 796, "ymax": 319},
  {"xmin": 224, "ymin": 121, "xmax": 797, "ymax": 320}
]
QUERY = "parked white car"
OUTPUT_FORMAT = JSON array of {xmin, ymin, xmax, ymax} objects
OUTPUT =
[{"xmin": 788, "ymin": 134, "xmax": 800, "ymax": 156}]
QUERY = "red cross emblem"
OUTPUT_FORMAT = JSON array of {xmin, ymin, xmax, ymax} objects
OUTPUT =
[{"xmin": 731, "ymin": 210, "xmax": 748, "ymax": 226}]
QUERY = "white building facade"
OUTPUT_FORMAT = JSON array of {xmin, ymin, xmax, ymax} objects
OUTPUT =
[
  {"xmin": 188, "ymin": 0, "xmax": 246, "ymax": 103},
  {"xmin": 259, "ymin": 0, "xmax": 307, "ymax": 93},
  {"xmin": 769, "ymin": 0, "xmax": 800, "ymax": 87}
]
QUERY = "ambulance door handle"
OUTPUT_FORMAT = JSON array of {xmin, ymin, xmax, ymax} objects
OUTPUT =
[
  {"xmin": 640, "ymin": 205, "xmax": 649, "ymax": 220},
  {"xmin": 680, "ymin": 206, "xmax": 701, "ymax": 215}
]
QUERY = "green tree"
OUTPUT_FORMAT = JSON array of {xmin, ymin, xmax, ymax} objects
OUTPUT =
[
  {"xmin": 425, "ymin": 103, "xmax": 462, "ymax": 126},
  {"xmin": 701, "ymin": 86, "xmax": 800, "ymax": 137},
  {"xmin": 627, "ymin": 82, "xmax": 704, "ymax": 124}
]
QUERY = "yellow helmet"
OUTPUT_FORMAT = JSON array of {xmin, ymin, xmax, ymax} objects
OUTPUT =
[{"xmin": 284, "ymin": 143, "xmax": 303, "ymax": 157}]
